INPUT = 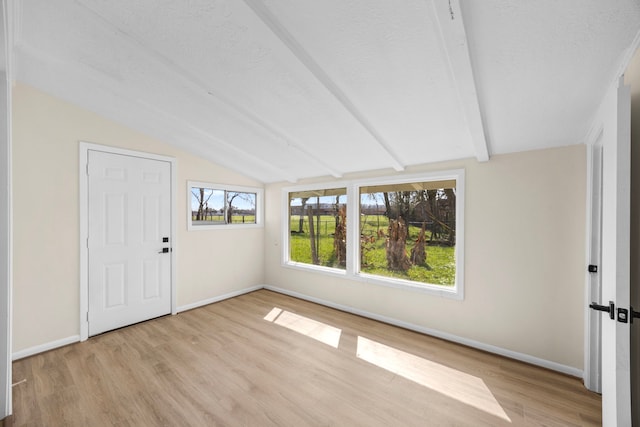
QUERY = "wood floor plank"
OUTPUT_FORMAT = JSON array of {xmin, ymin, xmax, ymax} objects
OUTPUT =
[{"xmin": 8, "ymin": 290, "xmax": 601, "ymax": 426}]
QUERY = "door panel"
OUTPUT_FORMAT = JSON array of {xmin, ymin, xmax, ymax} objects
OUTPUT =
[
  {"xmin": 142, "ymin": 195, "xmax": 161, "ymax": 242},
  {"xmin": 105, "ymin": 193, "xmax": 126, "ymax": 245},
  {"xmin": 104, "ymin": 263, "xmax": 126, "ymax": 308},
  {"xmin": 142, "ymin": 259, "xmax": 161, "ymax": 299},
  {"xmin": 88, "ymin": 150, "xmax": 171, "ymax": 336}
]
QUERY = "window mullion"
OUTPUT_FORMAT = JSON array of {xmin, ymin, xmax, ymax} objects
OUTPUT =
[
  {"xmin": 281, "ymin": 190, "xmax": 291, "ymax": 264},
  {"xmin": 223, "ymin": 190, "xmax": 228, "ymax": 224},
  {"xmin": 346, "ymin": 183, "xmax": 358, "ymax": 276}
]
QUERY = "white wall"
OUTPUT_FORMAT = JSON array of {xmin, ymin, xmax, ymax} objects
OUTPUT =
[
  {"xmin": 625, "ymin": 46, "xmax": 640, "ymax": 427},
  {"xmin": 265, "ymin": 145, "xmax": 587, "ymax": 371},
  {"xmin": 12, "ymin": 83, "xmax": 265, "ymax": 354}
]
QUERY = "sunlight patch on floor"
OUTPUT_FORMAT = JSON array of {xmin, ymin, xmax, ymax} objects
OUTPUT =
[
  {"xmin": 264, "ymin": 307, "xmax": 342, "ymax": 348},
  {"xmin": 356, "ymin": 336, "xmax": 511, "ymax": 422}
]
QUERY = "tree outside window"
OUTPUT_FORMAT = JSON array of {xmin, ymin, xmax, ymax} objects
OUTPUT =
[
  {"xmin": 359, "ymin": 180, "xmax": 456, "ymax": 286},
  {"xmin": 288, "ymin": 188, "xmax": 347, "ymax": 270},
  {"xmin": 284, "ymin": 171, "xmax": 463, "ymax": 295}
]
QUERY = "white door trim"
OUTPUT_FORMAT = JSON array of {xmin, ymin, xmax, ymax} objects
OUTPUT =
[
  {"xmin": 599, "ymin": 77, "xmax": 632, "ymax": 426},
  {"xmin": 79, "ymin": 142, "xmax": 177, "ymax": 341},
  {"xmin": 584, "ymin": 130, "xmax": 603, "ymax": 393},
  {"xmin": 0, "ymin": 70, "xmax": 12, "ymax": 421},
  {"xmin": 1, "ymin": 0, "xmax": 16, "ymax": 417}
]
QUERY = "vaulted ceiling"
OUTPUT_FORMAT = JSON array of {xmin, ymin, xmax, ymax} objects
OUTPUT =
[{"xmin": 11, "ymin": 0, "xmax": 640, "ymax": 183}]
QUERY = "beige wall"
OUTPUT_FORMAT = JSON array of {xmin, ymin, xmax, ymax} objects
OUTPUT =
[
  {"xmin": 12, "ymin": 83, "xmax": 264, "ymax": 353},
  {"xmin": 12, "ymin": 81, "xmax": 589, "ymax": 373},
  {"xmin": 626, "ymin": 46, "xmax": 640, "ymax": 427},
  {"xmin": 265, "ymin": 145, "xmax": 587, "ymax": 370}
]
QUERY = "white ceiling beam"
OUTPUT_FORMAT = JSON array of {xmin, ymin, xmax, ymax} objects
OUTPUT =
[
  {"xmin": 16, "ymin": 41, "xmax": 299, "ymax": 183},
  {"xmin": 74, "ymin": 0, "xmax": 340, "ymax": 180},
  {"xmin": 204, "ymin": 88, "xmax": 343, "ymax": 179},
  {"xmin": 133, "ymin": 99, "xmax": 302, "ymax": 183},
  {"xmin": 430, "ymin": 0, "xmax": 489, "ymax": 162},
  {"xmin": 243, "ymin": 0, "xmax": 406, "ymax": 172}
]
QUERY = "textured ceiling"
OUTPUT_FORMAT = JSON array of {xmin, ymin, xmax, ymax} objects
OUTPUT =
[
  {"xmin": 11, "ymin": 0, "xmax": 640, "ymax": 183},
  {"xmin": 463, "ymin": 0, "xmax": 640, "ymax": 154}
]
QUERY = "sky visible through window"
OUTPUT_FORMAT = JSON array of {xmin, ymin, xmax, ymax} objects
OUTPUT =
[{"xmin": 190, "ymin": 188, "xmax": 256, "ymax": 211}]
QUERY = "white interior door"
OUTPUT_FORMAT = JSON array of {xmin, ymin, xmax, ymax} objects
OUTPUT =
[
  {"xmin": 597, "ymin": 77, "xmax": 632, "ymax": 426},
  {"xmin": 88, "ymin": 150, "xmax": 172, "ymax": 336}
]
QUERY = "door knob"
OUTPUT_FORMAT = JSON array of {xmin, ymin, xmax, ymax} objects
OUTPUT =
[{"xmin": 158, "ymin": 248, "xmax": 170, "ymax": 254}]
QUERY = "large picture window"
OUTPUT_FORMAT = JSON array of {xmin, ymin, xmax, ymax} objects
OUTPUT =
[
  {"xmin": 283, "ymin": 170, "xmax": 464, "ymax": 298},
  {"xmin": 359, "ymin": 180, "xmax": 457, "ymax": 287}
]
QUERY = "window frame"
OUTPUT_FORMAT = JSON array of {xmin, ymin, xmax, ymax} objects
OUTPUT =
[
  {"xmin": 282, "ymin": 169, "xmax": 465, "ymax": 300},
  {"xmin": 282, "ymin": 182, "xmax": 349, "ymax": 276},
  {"xmin": 187, "ymin": 181, "xmax": 264, "ymax": 230}
]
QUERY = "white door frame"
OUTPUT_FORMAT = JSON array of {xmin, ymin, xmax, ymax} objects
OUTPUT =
[
  {"xmin": 79, "ymin": 142, "xmax": 177, "ymax": 341},
  {"xmin": 1, "ymin": 0, "xmax": 15, "ymax": 418},
  {"xmin": 598, "ymin": 76, "xmax": 632, "ymax": 426},
  {"xmin": 0, "ymin": 68, "xmax": 12, "ymax": 422},
  {"xmin": 584, "ymin": 131, "xmax": 603, "ymax": 393}
]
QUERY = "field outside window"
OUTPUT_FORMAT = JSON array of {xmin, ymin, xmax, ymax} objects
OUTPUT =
[
  {"xmin": 288, "ymin": 188, "xmax": 347, "ymax": 270},
  {"xmin": 359, "ymin": 180, "xmax": 456, "ymax": 287},
  {"xmin": 283, "ymin": 170, "xmax": 464, "ymax": 297},
  {"xmin": 188, "ymin": 181, "xmax": 262, "ymax": 230}
]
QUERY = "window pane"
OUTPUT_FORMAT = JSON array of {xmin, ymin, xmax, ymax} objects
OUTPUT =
[
  {"xmin": 227, "ymin": 191, "xmax": 257, "ymax": 224},
  {"xmin": 289, "ymin": 188, "xmax": 347, "ymax": 270},
  {"xmin": 359, "ymin": 180, "xmax": 456, "ymax": 286},
  {"xmin": 191, "ymin": 187, "xmax": 225, "ymax": 225}
]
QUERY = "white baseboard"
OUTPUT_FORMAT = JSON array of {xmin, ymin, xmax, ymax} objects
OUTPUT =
[
  {"xmin": 13, "ymin": 335, "xmax": 80, "ymax": 361},
  {"xmin": 176, "ymin": 285, "xmax": 264, "ymax": 313},
  {"xmin": 263, "ymin": 285, "xmax": 583, "ymax": 378}
]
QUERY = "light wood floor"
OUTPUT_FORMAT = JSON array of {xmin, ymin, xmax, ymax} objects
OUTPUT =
[{"xmin": 9, "ymin": 290, "xmax": 600, "ymax": 426}]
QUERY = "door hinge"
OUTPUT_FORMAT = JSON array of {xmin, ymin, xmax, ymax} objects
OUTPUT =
[
  {"xmin": 86, "ymin": 163, "xmax": 89, "ymax": 175},
  {"xmin": 86, "ymin": 312, "xmax": 89, "ymax": 321}
]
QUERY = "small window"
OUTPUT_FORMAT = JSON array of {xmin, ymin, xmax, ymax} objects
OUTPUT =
[
  {"xmin": 288, "ymin": 187, "xmax": 347, "ymax": 270},
  {"xmin": 188, "ymin": 181, "xmax": 262, "ymax": 230},
  {"xmin": 191, "ymin": 187, "xmax": 226, "ymax": 225},
  {"xmin": 226, "ymin": 191, "xmax": 257, "ymax": 224}
]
